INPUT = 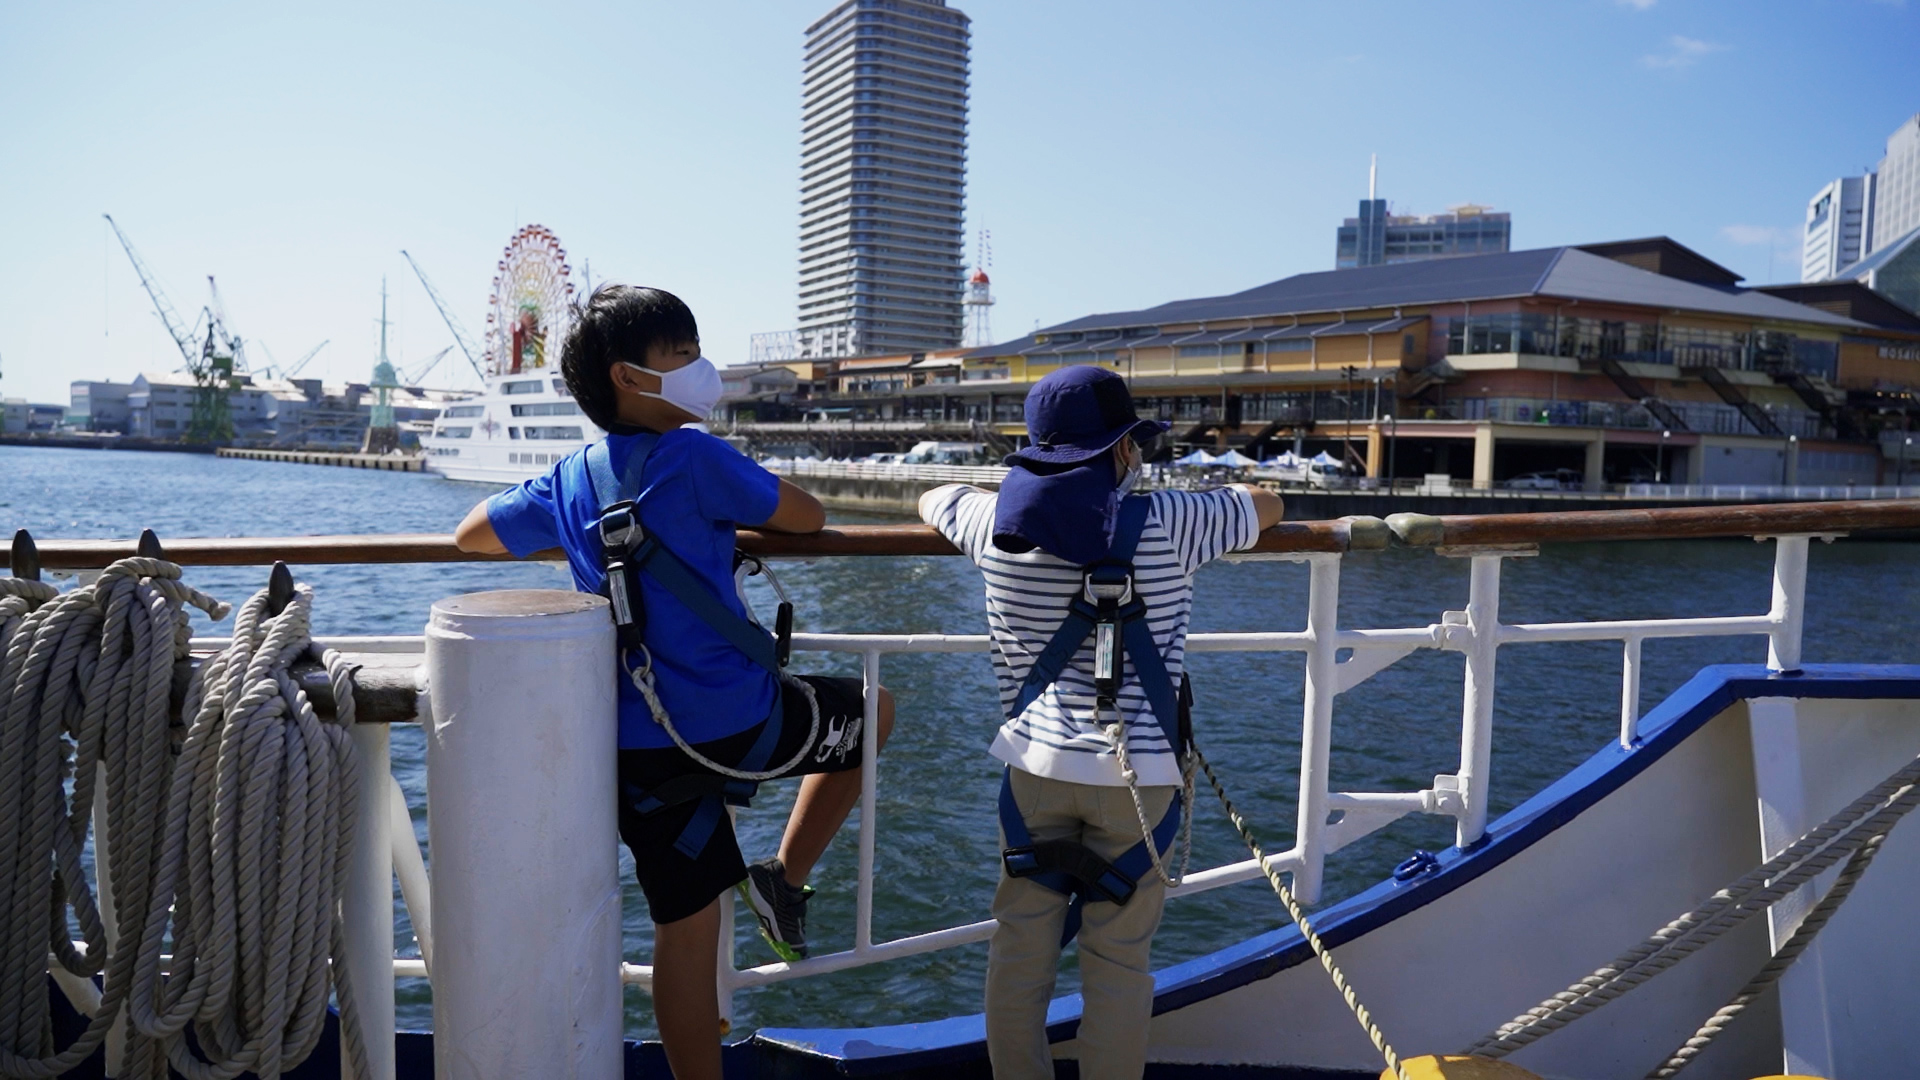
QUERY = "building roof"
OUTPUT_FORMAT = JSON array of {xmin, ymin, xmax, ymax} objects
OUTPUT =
[
  {"xmin": 1837, "ymin": 225, "xmax": 1920, "ymax": 281},
  {"xmin": 968, "ymin": 241, "xmax": 1869, "ymax": 357},
  {"xmin": 1573, "ymin": 237, "xmax": 1744, "ymax": 286},
  {"xmin": 1754, "ymin": 279, "xmax": 1920, "ymax": 331}
]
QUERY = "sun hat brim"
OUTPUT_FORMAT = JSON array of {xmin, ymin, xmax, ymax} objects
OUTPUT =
[{"xmin": 1005, "ymin": 417, "xmax": 1170, "ymax": 468}]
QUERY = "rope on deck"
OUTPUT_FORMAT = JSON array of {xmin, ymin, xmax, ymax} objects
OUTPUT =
[
  {"xmin": 0, "ymin": 561, "xmax": 370, "ymax": 1080},
  {"xmin": 1192, "ymin": 739, "xmax": 1410, "ymax": 1080},
  {"xmin": 1462, "ymin": 750, "xmax": 1920, "ymax": 1075}
]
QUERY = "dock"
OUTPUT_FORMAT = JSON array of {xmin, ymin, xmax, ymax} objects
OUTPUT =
[{"xmin": 217, "ymin": 447, "xmax": 426, "ymax": 471}]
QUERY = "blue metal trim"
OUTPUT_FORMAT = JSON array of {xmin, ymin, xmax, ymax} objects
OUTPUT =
[{"xmin": 751, "ymin": 663, "xmax": 1920, "ymax": 1074}]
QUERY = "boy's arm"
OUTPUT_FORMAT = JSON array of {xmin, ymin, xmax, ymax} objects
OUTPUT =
[
  {"xmin": 759, "ymin": 479, "xmax": 826, "ymax": 535},
  {"xmin": 454, "ymin": 500, "xmax": 508, "ymax": 554},
  {"xmin": 1232, "ymin": 484, "xmax": 1285, "ymax": 531}
]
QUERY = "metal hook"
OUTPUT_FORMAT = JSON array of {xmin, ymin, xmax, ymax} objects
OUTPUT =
[
  {"xmin": 10, "ymin": 530, "xmax": 39, "ymax": 582},
  {"xmin": 267, "ymin": 561, "xmax": 295, "ymax": 617},
  {"xmin": 137, "ymin": 529, "xmax": 164, "ymax": 560}
]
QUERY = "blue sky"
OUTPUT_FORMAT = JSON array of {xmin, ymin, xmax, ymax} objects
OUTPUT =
[{"xmin": 2, "ymin": 0, "xmax": 1915, "ymax": 405}]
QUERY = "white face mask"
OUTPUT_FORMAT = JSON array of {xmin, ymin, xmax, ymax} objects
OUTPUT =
[
  {"xmin": 1119, "ymin": 464, "xmax": 1142, "ymax": 494},
  {"xmin": 622, "ymin": 357, "xmax": 722, "ymax": 421}
]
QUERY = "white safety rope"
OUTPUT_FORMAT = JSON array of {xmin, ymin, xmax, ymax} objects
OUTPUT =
[
  {"xmin": 1101, "ymin": 706, "xmax": 1194, "ymax": 889},
  {"xmin": 0, "ymin": 562, "xmax": 370, "ymax": 1080},
  {"xmin": 1191, "ymin": 737, "xmax": 1410, "ymax": 1080},
  {"xmin": 1464, "ymin": 750, "xmax": 1920, "ymax": 1071},
  {"xmin": 627, "ymin": 556, "xmax": 821, "ymax": 782}
]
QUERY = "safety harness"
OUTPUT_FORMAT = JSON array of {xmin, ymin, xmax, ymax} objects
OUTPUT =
[
  {"xmin": 588, "ymin": 436, "xmax": 815, "ymax": 859},
  {"xmin": 997, "ymin": 494, "xmax": 1192, "ymax": 944}
]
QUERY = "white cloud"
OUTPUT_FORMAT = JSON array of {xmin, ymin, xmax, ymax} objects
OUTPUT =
[
  {"xmin": 1642, "ymin": 35, "xmax": 1729, "ymax": 69},
  {"xmin": 1616, "ymin": 0, "xmax": 1658, "ymax": 10},
  {"xmin": 1722, "ymin": 225, "xmax": 1782, "ymax": 246}
]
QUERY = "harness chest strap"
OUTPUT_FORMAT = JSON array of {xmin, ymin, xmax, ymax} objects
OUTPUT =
[{"xmin": 1009, "ymin": 495, "xmax": 1181, "ymax": 752}]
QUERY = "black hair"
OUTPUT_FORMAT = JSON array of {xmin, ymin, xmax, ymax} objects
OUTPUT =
[{"xmin": 560, "ymin": 285, "xmax": 700, "ymax": 430}]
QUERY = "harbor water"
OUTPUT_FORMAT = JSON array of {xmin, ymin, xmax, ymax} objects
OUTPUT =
[{"xmin": 6, "ymin": 444, "xmax": 1918, "ymax": 1040}]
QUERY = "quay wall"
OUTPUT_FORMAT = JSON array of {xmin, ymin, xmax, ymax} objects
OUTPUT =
[{"xmin": 215, "ymin": 447, "xmax": 425, "ymax": 472}]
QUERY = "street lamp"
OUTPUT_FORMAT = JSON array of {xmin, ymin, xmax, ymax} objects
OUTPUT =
[
  {"xmin": 1657, "ymin": 429, "xmax": 1670, "ymax": 485},
  {"xmin": 1903, "ymin": 435, "xmax": 1913, "ymax": 489},
  {"xmin": 1785, "ymin": 433, "xmax": 1798, "ymax": 489}
]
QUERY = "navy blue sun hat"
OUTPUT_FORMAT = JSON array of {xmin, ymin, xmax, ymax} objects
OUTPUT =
[{"xmin": 1005, "ymin": 366, "xmax": 1168, "ymax": 468}]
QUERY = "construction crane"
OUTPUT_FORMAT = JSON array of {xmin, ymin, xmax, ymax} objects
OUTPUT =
[
  {"xmin": 401, "ymin": 250, "xmax": 486, "ymax": 381},
  {"xmin": 206, "ymin": 275, "xmax": 251, "ymax": 375},
  {"xmin": 102, "ymin": 214, "xmax": 234, "ymax": 443},
  {"xmin": 400, "ymin": 345, "xmax": 455, "ymax": 386},
  {"xmin": 256, "ymin": 339, "xmax": 330, "ymax": 380}
]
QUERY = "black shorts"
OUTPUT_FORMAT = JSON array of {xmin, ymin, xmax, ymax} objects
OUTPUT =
[{"xmin": 617, "ymin": 674, "xmax": 869, "ymax": 924}]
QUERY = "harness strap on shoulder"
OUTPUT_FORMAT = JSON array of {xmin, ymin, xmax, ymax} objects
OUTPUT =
[{"xmin": 587, "ymin": 437, "xmax": 655, "ymax": 512}]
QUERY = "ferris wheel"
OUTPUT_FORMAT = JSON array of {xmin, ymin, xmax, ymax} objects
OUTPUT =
[{"xmin": 484, "ymin": 225, "xmax": 576, "ymax": 378}]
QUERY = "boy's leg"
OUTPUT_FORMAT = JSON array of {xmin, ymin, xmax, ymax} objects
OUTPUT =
[
  {"xmin": 652, "ymin": 898, "xmax": 724, "ymax": 1080},
  {"xmin": 984, "ymin": 768, "xmax": 1077, "ymax": 1080},
  {"xmin": 776, "ymin": 685, "xmax": 894, "ymax": 884},
  {"xmin": 1070, "ymin": 782, "xmax": 1177, "ymax": 1080}
]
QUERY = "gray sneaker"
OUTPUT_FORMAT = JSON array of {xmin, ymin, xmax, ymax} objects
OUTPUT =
[{"xmin": 739, "ymin": 858, "xmax": 812, "ymax": 962}]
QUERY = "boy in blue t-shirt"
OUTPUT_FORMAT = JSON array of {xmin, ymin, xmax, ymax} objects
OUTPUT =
[{"xmin": 454, "ymin": 285, "xmax": 893, "ymax": 1080}]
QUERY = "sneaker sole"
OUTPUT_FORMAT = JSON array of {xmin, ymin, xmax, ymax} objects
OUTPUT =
[{"xmin": 736, "ymin": 878, "xmax": 806, "ymax": 963}]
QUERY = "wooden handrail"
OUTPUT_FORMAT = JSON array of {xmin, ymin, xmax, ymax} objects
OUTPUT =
[{"xmin": 6, "ymin": 500, "xmax": 1917, "ymax": 571}]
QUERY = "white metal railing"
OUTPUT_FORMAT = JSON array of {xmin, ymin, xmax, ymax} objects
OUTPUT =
[
  {"xmin": 143, "ymin": 532, "xmax": 1813, "ymax": 1050},
  {"xmin": 1626, "ymin": 483, "xmax": 1920, "ymax": 501}
]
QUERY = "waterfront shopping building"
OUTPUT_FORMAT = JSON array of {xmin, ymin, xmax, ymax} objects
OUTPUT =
[{"xmin": 719, "ymin": 236, "xmax": 1920, "ymax": 488}]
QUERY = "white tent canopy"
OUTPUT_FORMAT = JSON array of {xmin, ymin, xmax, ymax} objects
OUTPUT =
[
  {"xmin": 1172, "ymin": 449, "xmax": 1219, "ymax": 467},
  {"xmin": 1212, "ymin": 449, "xmax": 1260, "ymax": 468}
]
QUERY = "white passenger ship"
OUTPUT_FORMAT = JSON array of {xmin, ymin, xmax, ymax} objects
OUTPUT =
[
  {"xmin": 419, "ymin": 224, "xmax": 600, "ymax": 484},
  {"xmin": 419, "ymin": 371, "xmax": 600, "ymax": 484}
]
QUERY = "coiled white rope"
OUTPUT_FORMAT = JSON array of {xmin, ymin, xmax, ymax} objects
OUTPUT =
[
  {"xmin": 0, "ymin": 558, "xmax": 226, "ymax": 1077},
  {"xmin": 0, "ymin": 562, "xmax": 370, "ymax": 1080}
]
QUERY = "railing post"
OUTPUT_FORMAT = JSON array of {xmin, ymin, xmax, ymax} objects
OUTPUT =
[
  {"xmin": 1293, "ymin": 554, "xmax": 1342, "ymax": 904},
  {"xmin": 1456, "ymin": 555, "xmax": 1504, "ymax": 847},
  {"xmin": 425, "ymin": 590, "xmax": 621, "ymax": 1080},
  {"xmin": 1768, "ymin": 535, "xmax": 1810, "ymax": 674},
  {"xmin": 1618, "ymin": 636, "xmax": 1643, "ymax": 749},
  {"xmin": 344, "ymin": 721, "xmax": 395, "ymax": 1080},
  {"xmin": 854, "ymin": 649, "xmax": 881, "ymax": 950}
]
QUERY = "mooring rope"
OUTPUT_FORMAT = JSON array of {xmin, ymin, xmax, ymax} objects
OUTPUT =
[
  {"xmin": 1190, "ymin": 738, "xmax": 1410, "ymax": 1080},
  {"xmin": 0, "ymin": 562, "xmax": 370, "ymax": 1080},
  {"xmin": 1463, "ymin": 750, "xmax": 1920, "ymax": 1071}
]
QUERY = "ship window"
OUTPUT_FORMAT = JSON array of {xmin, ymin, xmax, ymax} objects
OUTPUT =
[
  {"xmin": 441, "ymin": 405, "xmax": 485, "ymax": 418},
  {"xmin": 436, "ymin": 426, "xmax": 473, "ymax": 439},
  {"xmin": 552, "ymin": 379, "xmax": 568, "ymax": 395},
  {"xmin": 510, "ymin": 402, "xmax": 580, "ymax": 417},
  {"xmin": 523, "ymin": 425, "xmax": 584, "ymax": 441},
  {"xmin": 508, "ymin": 427, "xmax": 520, "ymax": 439},
  {"xmin": 501, "ymin": 380, "xmax": 544, "ymax": 395}
]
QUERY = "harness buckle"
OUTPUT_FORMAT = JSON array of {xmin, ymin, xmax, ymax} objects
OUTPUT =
[
  {"xmin": 598, "ymin": 500, "xmax": 645, "ymax": 554},
  {"xmin": 1082, "ymin": 564, "xmax": 1134, "ymax": 607}
]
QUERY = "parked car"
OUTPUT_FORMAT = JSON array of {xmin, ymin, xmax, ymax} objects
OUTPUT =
[{"xmin": 1506, "ymin": 468, "xmax": 1581, "ymax": 490}]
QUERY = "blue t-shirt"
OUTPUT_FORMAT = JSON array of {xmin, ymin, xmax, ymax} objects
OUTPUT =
[{"xmin": 485, "ymin": 427, "xmax": 783, "ymax": 748}]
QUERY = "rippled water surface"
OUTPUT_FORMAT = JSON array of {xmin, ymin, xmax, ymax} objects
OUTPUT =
[{"xmin": 6, "ymin": 445, "xmax": 1918, "ymax": 1039}]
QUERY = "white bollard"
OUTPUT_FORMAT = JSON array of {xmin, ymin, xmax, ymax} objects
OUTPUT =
[{"xmin": 426, "ymin": 590, "xmax": 622, "ymax": 1080}]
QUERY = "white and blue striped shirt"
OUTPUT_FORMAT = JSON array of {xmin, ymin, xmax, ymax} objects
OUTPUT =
[{"xmin": 924, "ymin": 485, "xmax": 1260, "ymax": 786}]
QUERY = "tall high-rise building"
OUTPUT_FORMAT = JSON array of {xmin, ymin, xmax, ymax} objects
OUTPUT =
[
  {"xmin": 1336, "ymin": 160, "xmax": 1509, "ymax": 269},
  {"xmin": 1801, "ymin": 175, "xmax": 1877, "ymax": 283},
  {"xmin": 1870, "ymin": 113, "xmax": 1920, "ymax": 255},
  {"xmin": 795, "ymin": 0, "xmax": 970, "ymax": 358}
]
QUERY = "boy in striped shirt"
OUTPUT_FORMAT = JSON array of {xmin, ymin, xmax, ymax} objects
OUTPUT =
[{"xmin": 920, "ymin": 366, "xmax": 1282, "ymax": 1079}]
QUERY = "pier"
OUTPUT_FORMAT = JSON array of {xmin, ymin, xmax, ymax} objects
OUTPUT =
[{"xmin": 217, "ymin": 446, "xmax": 426, "ymax": 471}]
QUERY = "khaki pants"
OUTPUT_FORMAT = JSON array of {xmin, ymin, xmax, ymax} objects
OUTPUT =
[{"xmin": 986, "ymin": 768, "xmax": 1176, "ymax": 1080}]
